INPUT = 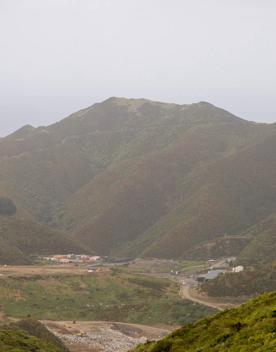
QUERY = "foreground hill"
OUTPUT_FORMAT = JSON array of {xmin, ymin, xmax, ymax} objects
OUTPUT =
[
  {"xmin": 0, "ymin": 97, "xmax": 275, "ymax": 261},
  {"xmin": 132, "ymin": 291, "xmax": 276, "ymax": 352},
  {"xmin": 0, "ymin": 319, "xmax": 69, "ymax": 352}
]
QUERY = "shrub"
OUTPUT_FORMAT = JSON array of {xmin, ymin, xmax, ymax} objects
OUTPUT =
[{"xmin": 0, "ymin": 197, "xmax": 17, "ymax": 216}]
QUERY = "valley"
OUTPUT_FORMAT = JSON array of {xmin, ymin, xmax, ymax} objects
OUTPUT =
[
  {"xmin": 1, "ymin": 1, "xmax": 276, "ymax": 350},
  {"xmin": 0, "ymin": 257, "xmax": 247, "ymax": 351},
  {"xmin": 0, "ymin": 259, "xmax": 215, "ymax": 325},
  {"xmin": 1, "ymin": 254, "xmax": 273, "ymax": 351},
  {"xmin": 0, "ymin": 98, "xmax": 275, "ymax": 351}
]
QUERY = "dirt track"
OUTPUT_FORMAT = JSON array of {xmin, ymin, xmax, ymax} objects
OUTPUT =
[
  {"xmin": 179, "ymin": 278, "xmax": 244, "ymax": 311},
  {"xmin": 0, "ymin": 264, "xmax": 88, "ymax": 277},
  {"xmin": 180, "ymin": 285, "xmax": 231, "ymax": 311}
]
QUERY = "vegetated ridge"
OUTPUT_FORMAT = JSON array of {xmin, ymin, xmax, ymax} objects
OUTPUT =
[
  {"xmin": 132, "ymin": 291, "xmax": 276, "ymax": 352},
  {"xmin": 0, "ymin": 319, "xmax": 69, "ymax": 352}
]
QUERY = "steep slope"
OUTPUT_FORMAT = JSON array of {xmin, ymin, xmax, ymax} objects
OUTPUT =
[
  {"xmin": 140, "ymin": 133, "xmax": 276, "ymax": 259},
  {"xmin": 132, "ymin": 292, "xmax": 276, "ymax": 352},
  {"xmin": 69, "ymin": 125, "xmax": 276, "ymax": 258}
]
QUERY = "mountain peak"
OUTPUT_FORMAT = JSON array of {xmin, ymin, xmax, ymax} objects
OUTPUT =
[
  {"xmin": 102, "ymin": 96, "xmax": 149, "ymax": 106},
  {"xmin": 7, "ymin": 124, "xmax": 35, "ymax": 139},
  {"xmin": 197, "ymin": 101, "xmax": 215, "ymax": 107}
]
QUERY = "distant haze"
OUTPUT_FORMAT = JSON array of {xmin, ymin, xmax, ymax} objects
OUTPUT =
[{"xmin": 0, "ymin": 0, "xmax": 276, "ymax": 136}]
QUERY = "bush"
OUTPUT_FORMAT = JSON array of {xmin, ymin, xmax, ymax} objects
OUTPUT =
[{"xmin": 0, "ymin": 197, "xmax": 17, "ymax": 216}]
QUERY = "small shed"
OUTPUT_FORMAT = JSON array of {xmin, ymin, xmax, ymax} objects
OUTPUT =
[{"xmin": 196, "ymin": 269, "xmax": 225, "ymax": 282}]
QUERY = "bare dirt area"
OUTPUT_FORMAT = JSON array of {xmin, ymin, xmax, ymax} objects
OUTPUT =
[
  {"xmin": 43, "ymin": 320, "xmax": 170, "ymax": 352},
  {"xmin": 0, "ymin": 264, "xmax": 88, "ymax": 278}
]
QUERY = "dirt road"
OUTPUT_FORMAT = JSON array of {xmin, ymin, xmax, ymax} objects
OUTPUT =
[{"xmin": 179, "ymin": 278, "xmax": 241, "ymax": 311}]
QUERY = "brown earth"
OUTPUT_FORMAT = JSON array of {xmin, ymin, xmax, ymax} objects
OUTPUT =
[{"xmin": 0, "ymin": 264, "xmax": 88, "ymax": 278}]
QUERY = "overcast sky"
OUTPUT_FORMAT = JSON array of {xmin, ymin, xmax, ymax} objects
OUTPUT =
[{"xmin": 0, "ymin": 0, "xmax": 275, "ymax": 136}]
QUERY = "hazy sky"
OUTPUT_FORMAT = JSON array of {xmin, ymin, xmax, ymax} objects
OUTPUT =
[{"xmin": 0, "ymin": 0, "xmax": 276, "ymax": 136}]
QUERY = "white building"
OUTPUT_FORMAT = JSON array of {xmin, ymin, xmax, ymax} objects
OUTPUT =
[{"xmin": 232, "ymin": 265, "xmax": 244, "ymax": 273}]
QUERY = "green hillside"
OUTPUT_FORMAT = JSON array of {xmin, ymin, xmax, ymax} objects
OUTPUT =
[
  {"xmin": 238, "ymin": 213, "xmax": 276, "ymax": 266},
  {"xmin": 0, "ymin": 215, "xmax": 85, "ymax": 264},
  {"xmin": 201, "ymin": 213, "xmax": 276, "ymax": 298},
  {"xmin": 132, "ymin": 292, "xmax": 276, "ymax": 352},
  {"xmin": 0, "ymin": 319, "xmax": 68, "ymax": 352}
]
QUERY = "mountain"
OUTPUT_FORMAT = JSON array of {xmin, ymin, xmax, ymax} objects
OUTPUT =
[
  {"xmin": 0, "ymin": 97, "xmax": 275, "ymax": 261},
  {"xmin": 132, "ymin": 291, "xmax": 276, "ymax": 352},
  {"xmin": 61, "ymin": 99, "xmax": 276, "ymax": 259}
]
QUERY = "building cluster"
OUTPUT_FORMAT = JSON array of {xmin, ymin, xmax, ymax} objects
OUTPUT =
[
  {"xmin": 87, "ymin": 267, "xmax": 110, "ymax": 274},
  {"xmin": 43, "ymin": 254, "xmax": 101, "ymax": 264},
  {"xmin": 196, "ymin": 258, "xmax": 244, "ymax": 283}
]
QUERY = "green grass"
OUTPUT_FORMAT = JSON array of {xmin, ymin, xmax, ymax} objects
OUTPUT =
[
  {"xmin": 0, "ymin": 272, "xmax": 214, "ymax": 326},
  {"xmin": 133, "ymin": 292, "xmax": 276, "ymax": 352},
  {"xmin": 123, "ymin": 259, "xmax": 207, "ymax": 275},
  {"xmin": 0, "ymin": 319, "xmax": 69, "ymax": 352},
  {"xmin": 0, "ymin": 330, "xmax": 61, "ymax": 352}
]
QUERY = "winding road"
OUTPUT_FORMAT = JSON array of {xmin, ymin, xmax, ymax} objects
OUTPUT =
[{"xmin": 179, "ymin": 278, "xmax": 238, "ymax": 311}]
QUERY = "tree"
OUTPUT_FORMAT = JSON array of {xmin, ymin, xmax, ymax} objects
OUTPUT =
[{"xmin": 0, "ymin": 197, "xmax": 17, "ymax": 216}]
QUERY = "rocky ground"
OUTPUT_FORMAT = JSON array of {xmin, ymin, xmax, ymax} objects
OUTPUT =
[{"xmin": 43, "ymin": 320, "xmax": 170, "ymax": 352}]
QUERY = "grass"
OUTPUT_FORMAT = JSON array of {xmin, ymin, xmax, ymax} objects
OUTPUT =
[
  {"xmin": 123, "ymin": 259, "xmax": 207, "ymax": 275},
  {"xmin": 133, "ymin": 291, "xmax": 276, "ymax": 352},
  {"xmin": 0, "ymin": 271, "xmax": 214, "ymax": 326},
  {"xmin": 0, "ymin": 319, "xmax": 69, "ymax": 352},
  {"xmin": 0, "ymin": 330, "xmax": 60, "ymax": 352}
]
